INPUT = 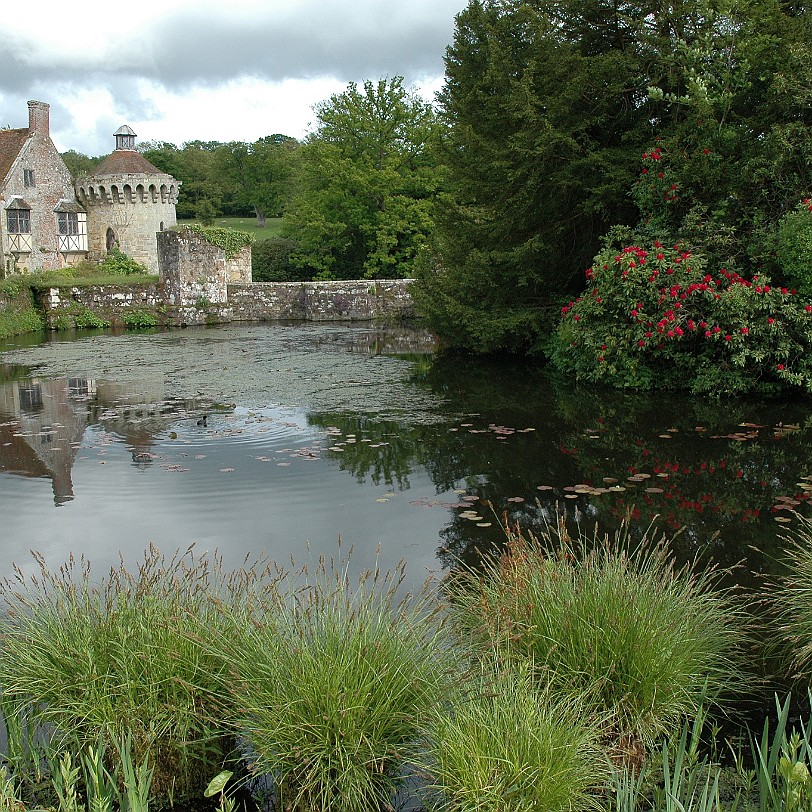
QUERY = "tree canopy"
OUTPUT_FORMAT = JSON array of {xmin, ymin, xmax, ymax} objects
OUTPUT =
[{"xmin": 282, "ymin": 77, "xmax": 445, "ymax": 280}]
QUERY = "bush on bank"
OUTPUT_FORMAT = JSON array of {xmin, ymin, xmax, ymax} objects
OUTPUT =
[{"xmin": 549, "ymin": 239, "xmax": 812, "ymax": 395}]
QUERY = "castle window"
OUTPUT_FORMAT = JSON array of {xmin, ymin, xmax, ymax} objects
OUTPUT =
[
  {"xmin": 23, "ymin": 169, "xmax": 35, "ymax": 187},
  {"xmin": 5, "ymin": 200, "xmax": 32, "ymax": 253},
  {"xmin": 55, "ymin": 202, "xmax": 88, "ymax": 253},
  {"xmin": 58, "ymin": 212, "xmax": 79, "ymax": 236},
  {"xmin": 7, "ymin": 208, "xmax": 30, "ymax": 234}
]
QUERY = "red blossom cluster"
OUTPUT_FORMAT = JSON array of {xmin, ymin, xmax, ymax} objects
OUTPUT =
[{"xmin": 558, "ymin": 240, "xmax": 812, "ymax": 383}]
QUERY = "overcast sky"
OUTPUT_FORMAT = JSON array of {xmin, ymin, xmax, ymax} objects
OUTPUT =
[{"xmin": 1, "ymin": 0, "xmax": 467, "ymax": 157}]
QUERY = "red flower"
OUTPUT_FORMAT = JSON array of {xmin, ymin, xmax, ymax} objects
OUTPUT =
[
  {"xmin": 740, "ymin": 327, "xmax": 749, "ymax": 335},
  {"xmin": 725, "ymin": 334, "xmax": 733, "ymax": 341},
  {"xmin": 777, "ymin": 364, "xmax": 785, "ymax": 371},
  {"xmin": 638, "ymin": 339, "xmax": 646, "ymax": 347}
]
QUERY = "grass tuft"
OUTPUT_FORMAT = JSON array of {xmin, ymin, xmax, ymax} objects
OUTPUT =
[
  {"xmin": 0, "ymin": 545, "xmax": 239, "ymax": 805},
  {"xmin": 422, "ymin": 664, "xmax": 607, "ymax": 812},
  {"xmin": 211, "ymin": 552, "xmax": 454, "ymax": 812},
  {"xmin": 443, "ymin": 516, "xmax": 747, "ymax": 753}
]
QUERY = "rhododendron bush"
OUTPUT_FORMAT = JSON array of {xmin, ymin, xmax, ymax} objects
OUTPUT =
[{"xmin": 550, "ymin": 240, "xmax": 812, "ymax": 395}]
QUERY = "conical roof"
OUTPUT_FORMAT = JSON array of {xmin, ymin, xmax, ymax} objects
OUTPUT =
[{"xmin": 90, "ymin": 150, "xmax": 170, "ymax": 177}]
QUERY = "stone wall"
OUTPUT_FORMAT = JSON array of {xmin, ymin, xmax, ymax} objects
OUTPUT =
[
  {"xmin": 158, "ymin": 228, "xmax": 232, "ymax": 326},
  {"xmin": 228, "ymin": 279, "xmax": 415, "ymax": 322},
  {"xmin": 34, "ymin": 282, "xmax": 163, "ymax": 329}
]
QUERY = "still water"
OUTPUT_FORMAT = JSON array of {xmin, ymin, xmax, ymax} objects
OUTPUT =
[{"xmin": 1, "ymin": 322, "xmax": 811, "ymax": 590}]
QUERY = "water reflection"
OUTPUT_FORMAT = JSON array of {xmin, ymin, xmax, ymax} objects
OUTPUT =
[
  {"xmin": 0, "ymin": 325, "xmax": 811, "ymax": 592},
  {"xmin": 0, "ymin": 363, "xmax": 226, "ymax": 506}
]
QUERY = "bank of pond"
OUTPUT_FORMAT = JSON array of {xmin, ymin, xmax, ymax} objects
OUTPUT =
[{"xmin": 2, "ymin": 516, "xmax": 812, "ymax": 812}]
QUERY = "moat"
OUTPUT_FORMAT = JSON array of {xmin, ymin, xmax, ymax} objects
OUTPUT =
[{"xmin": 1, "ymin": 322, "xmax": 811, "ymax": 591}]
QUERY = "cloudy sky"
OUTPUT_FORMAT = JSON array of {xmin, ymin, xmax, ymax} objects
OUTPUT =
[{"xmin": 1, "ymin": 0, "xmax": 467, "ymax": 157}]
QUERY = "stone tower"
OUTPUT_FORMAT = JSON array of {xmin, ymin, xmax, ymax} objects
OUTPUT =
[{"xmin": 76, "ymin": 126, "xmax": 181, "ymax": 273}]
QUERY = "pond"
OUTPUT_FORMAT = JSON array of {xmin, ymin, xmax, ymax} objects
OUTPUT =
[{"xmin": 1, "ymin": 322, "xmax": 812, "ymax": 594}]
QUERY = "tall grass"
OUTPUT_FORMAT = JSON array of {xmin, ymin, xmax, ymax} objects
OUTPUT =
[
  {"xmin": 422, "ymin": 664, "xmax": 607, "ymax": 812},
  {"xmin": 210, "ymin": 553, "xmax": 454, "ymax": 812},
  {"xmin": 771, "ymin": 515, "xmax": 812, "ymax": 681},
  {"xmin": 443, "ymin": 517, "xmax": 747, "ymax": 754},
  {"xmin": 0, "ymin": 546, "xmax": 240, "ymax": 805}
]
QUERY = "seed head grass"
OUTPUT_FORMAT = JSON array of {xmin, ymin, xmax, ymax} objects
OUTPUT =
[
  {"xmin": 444, "ymin": 518, "xmax": 747, "ymax": 750},
  {"xmin": 422, "ymin": 664, "xmax": 607, "ymax": 812},
  {"xmin": 0, "ymin": 545, "xmax": 245, "ymax": 804},
  {"xmin": 211, "ymin": 553, "xmax": 455, "ymax": 812},
  {"xmin": 771, "ymin": 515, "xmax": 812, "ymax": 681}
]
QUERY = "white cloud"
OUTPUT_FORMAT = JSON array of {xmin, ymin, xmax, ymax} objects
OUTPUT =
[{"xmin": 1, "ymin": 0, "xmax": 464, "ymax": 155}]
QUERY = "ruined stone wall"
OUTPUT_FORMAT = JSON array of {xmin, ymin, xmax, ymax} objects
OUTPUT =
[
  {"xmin": 34, "ymin": 283, "xmax": 163, "ymax": 329},
  {"xmin": 228, "ymin": 279, "xmax": 415, "ymax": 322},
  {"xmin": 158, "ymin": 228, "xmax": 232, "ymax": 326},
  {"xmin": 227, "ymin": 246, "xmax": 252, "ymax": 283}
]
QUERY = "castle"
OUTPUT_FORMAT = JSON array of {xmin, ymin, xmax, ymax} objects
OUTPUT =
[{"xmin": 0, "ymin": 100, "xmax": 180, "ymax": 276}]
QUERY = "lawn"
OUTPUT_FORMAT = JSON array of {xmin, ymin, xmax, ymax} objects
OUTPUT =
[{"xmin": 177, "ymin": 217, "xmax": 284, "ymax": 239}]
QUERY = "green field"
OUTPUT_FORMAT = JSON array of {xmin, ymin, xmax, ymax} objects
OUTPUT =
[{"xmin": 177, "ymin": 217, "xmax": 284, "ymax": 239}]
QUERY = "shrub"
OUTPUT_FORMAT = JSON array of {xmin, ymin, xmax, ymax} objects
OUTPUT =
[
  {"xmin": 98, "ymin": 248, "xmax": 147, "ymax": 276},
  {"xmin": 252, "ymin": 236, "xmax": 310, "ymax": 281},
  {"xmin": 0, "ymin": 547, "xmax": 236, "ymax": 806},
  {"xmin": 776, "ymin": 200, "xmax": 812, "ymax": 298},
  {"xmin": 213, "ymin": 557, "xmax": 453, "ymax": 812},
  {"xmin": 444, "ymin": 519, "xmax": 746, "ymax": 753},
  {"xmin": 183, "ymin": 224, "xmax": 253, "ymax": 259},
  {"xmin": 422, "ymin": 665, "xmax": 607, "ymax": 812},
  {"xmin": 549, "ymin": 238, "xmax": 812, "ymax": 394},
  {"xmin": 122, "ymin": 309, "xmax": 158, "ymax": 329}
]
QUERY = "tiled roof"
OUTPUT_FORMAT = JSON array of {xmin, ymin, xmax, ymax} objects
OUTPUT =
[
  {"xmin": 91, "ymin": 150, "xmax": 169, "ymax": 177},
  {"xmin": 0, "ymin": 128, "xmax": 31, "ymax": 187}
]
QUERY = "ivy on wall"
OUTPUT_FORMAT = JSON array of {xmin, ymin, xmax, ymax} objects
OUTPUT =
[{"xmin": 183, "ymin": 225, "xmax": 254, "ymax": 259}]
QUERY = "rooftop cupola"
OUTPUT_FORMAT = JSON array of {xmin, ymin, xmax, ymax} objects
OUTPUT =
[{"xmin": 113, "ymin": 125, "xmax": 137, "ymax": 151}]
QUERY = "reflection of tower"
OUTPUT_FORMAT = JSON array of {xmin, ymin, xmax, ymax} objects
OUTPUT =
[
  {"xmin": 75, "ymin": 126, "xmax": 181, "ymax": 273},
  {"xmin": 0, "ymin": 377, "xmax": 89, "ymax": 505}
]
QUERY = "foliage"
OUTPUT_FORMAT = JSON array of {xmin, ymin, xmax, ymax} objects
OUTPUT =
[
  {"xmin": 212, "ymin": 555, "xmax": 453, "ymax": 812},
  {"xmin": 142, "ymin": 140, "xmax": 228, "ymax": 220},
  {"xmin": 98, "ymin": 248, "xmax": 147, "ymax": 276},
  {"xmin": 413, "ymin": 0, "xmax": 643, "ymax": 352},
  {"xmin": 0, "ymin": 547, "xmax": 236, "ymax": 806},
  {"xmin": 0, "ymin": 284, "xmax": 43, "ymax": 340},
  {"xmin": 444, "ymin": 519, "xmax": 745, "ymax": 749},
  {"xmin": 251, "ymin": 236, "xmax": 310, "ymax": 282},
  {"xmin": 776, "ymin": 201, "xmax": 812, "ymax": 298},
  {"xmin": 61, "ymin": 149, "xmax": 102, "ymax": 182},
  {"xmin": 215, "ymin": 135, "xmax": 300, "ymax": 226},
  {"xmin": 70, "ymin": 307, "xmax": 110, "ymax": 330},
  {"xmin": 183, "ymin": 224, "xmax": 253, "ymax": 259},
  {"xmin": 548, "ymin": 239, "xmax": 812, "ymax": 395},
  {"xmin": 417, "ymin": 0, "xmax": 812, "ymax": 354},
  {"xmin": 122, "ymin": 309, "xmax": 158, "ymax": 329},
  {"xmin": 283, "ymin": 77, "xmax": 444, "ymax": 280},
  {"xmin": 422, "ymin": 665, "xmax": 606, "ymax": 812}
]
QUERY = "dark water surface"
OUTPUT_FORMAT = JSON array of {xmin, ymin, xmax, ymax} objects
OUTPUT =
[{"xmin": 2, "ymin": 322, "xmax": 812, "ymax": 591}]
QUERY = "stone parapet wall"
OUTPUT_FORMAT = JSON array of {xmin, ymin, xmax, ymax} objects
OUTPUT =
[
  {"xmin": 228, "ymin": 279, "xmax": 415, "ymax": 322},
  {"xmin": 35, "ymin": 283, "xmax": 163, "ymax": 329}
]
